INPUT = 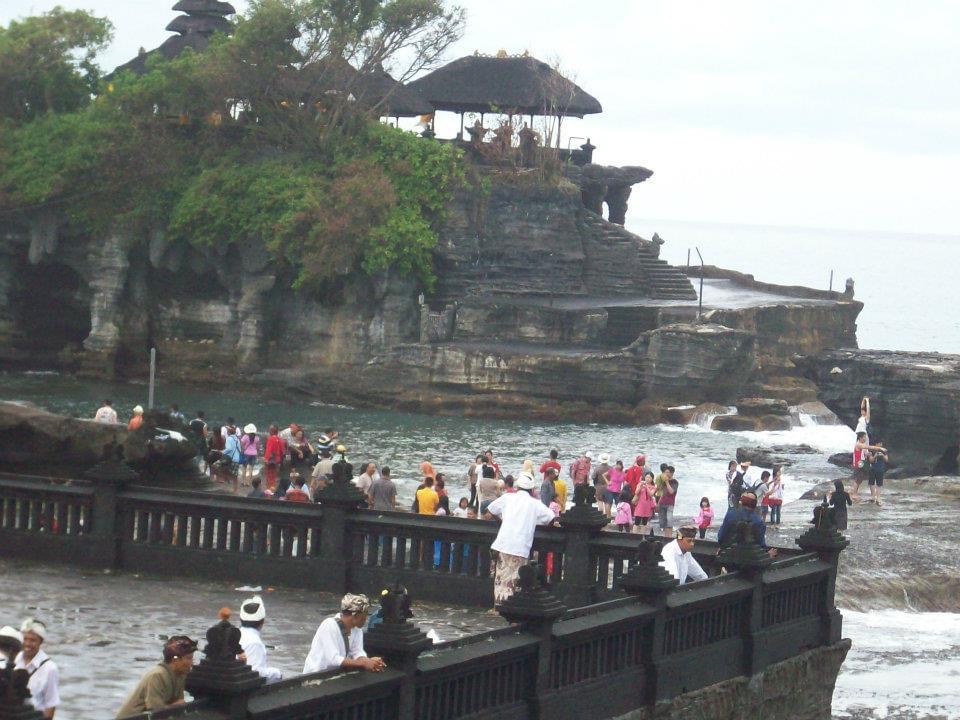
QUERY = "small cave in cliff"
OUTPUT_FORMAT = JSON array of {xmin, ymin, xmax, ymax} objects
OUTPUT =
[{"xmin": 9, "ymin": 261, "xmax": 91, "ymax": 356}]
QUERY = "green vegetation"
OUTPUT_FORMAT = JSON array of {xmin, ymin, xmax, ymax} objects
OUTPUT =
[{"xmin": 0, "ymin": 1, "xmax": 466, "ymax": 291}]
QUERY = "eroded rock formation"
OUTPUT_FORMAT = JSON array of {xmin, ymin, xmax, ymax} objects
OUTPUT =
[
  {"xmin": 0, "ymin": 171, "xmax": 862, "ymax": 422},
  {"xmin": 797, "ymin": 349, "xmax": 960, "ymax": 475}
]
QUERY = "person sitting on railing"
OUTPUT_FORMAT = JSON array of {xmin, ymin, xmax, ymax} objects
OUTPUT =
[
  {"xmin": 303, "ymin": 595, "xmax": 386, "ymax": 675},
  {"xmin": 238, "ymin": 596, "xmax": 283, "ymax": 683},
  {"xmin": 115, "ymin": 635, "xmax": 197, "ymax": 718},
  {"xmin": 716, "ymin": 493, "xmax": 778, "ymax": 557},
  {"xmin": 483, "ymin": 474, "xmax": 557, "ymax": 604},
  {"xmin": 660, "ymin": 526, "xmax": 708, "ymax": 584}
]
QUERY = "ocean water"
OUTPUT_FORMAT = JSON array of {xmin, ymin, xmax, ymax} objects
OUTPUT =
[
  {"xmin": 0, "ymin": 373, "xmax": 852, "ymax": 518},
  {"xmin": 628, "ymin": 218, "xmax": 960, "ymax": 355}
]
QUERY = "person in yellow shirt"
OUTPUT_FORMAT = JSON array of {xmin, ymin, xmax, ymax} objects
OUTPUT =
[
  {"xmin": 551, "ymin": 469, "xmax": 568, "ymax": 510},
  {"xmin": 416, "ymin": 476, "xmax": 440, "ymax": 515}
]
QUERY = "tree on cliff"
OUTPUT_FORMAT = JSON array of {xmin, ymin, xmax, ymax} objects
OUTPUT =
[
  {"xmin": 0, "ymin": 0, "xmax": 466, "ymax": 292},
  {"xmin": 0, "ymin": 7, "xmax": 114, "ymax": 123}
]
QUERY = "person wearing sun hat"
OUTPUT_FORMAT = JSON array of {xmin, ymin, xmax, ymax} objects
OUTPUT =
[
  {"xmin": 116, "ymin": 635, "xmax": 198, "ymax": 718},
  {"xmin": 0, "ymin": 625, "xmax": 23, "ymax": 669},
  {"xmin": 659, "ymin": 526, "xmax": 708, "ymax": 584},
  {"xmin": 238, "ymin": 596, "xmax": 283, "ymax": 682},
  {"xmin": 303, "ymin": 594, "xmax": 386, "ymax": 674},
  {"xmin": 15, "ymin": 618, "xmax": 59, "ymax": 718}
]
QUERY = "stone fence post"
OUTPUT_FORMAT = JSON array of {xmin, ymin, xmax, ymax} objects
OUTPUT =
[
  {"xmin": 717, "ymin": 522, "xmax": 773, "ymax": 676},
  {"xmin": 497, "ymin": 563, "xmax": 567, "ymax": 718},
  {"xmin": 315, "ymin": 450, "xmax": 367, "ymax": 595},
  {"xmin": 796, "ymin": 500, "xmax": 849, "ymax": 645},
  {"xmin": 185, "ymin": 615, "xmax": 265, "ymax": 719},
  {"xmin": 365, "ymin": 582, "xmax": 433, "ymax": 718},
  {"xmin": 558, "ymin": 485, "xmax": 608, "ymax": 606},
  {"xmin": 83, "ymin": 445, "xmax": 139, "ymax": 570},
  {"xmin": 620, "ymin": 536, "xmax": 677, "ymax": 703}
]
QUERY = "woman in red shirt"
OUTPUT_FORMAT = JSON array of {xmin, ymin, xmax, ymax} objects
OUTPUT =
[{"xmin": 263, "ymin": 425, "xmax": 286, "ymax": 491}]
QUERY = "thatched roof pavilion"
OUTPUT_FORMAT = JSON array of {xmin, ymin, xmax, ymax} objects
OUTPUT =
[
  {"xmin": 407, "ymin": 53, "xmax": 602, "ymax": 118},
  {"xmin": 110, "ymin": 0, "xmax": 235, "ymax": 77}
]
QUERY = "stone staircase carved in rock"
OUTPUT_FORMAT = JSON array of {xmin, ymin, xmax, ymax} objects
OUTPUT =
[{"xmin": 580, "ymin": 211, "xmax": 698, "ymax": 300}]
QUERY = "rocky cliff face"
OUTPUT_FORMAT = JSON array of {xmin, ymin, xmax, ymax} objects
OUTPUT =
[
  {"xmin": 796, "ymin": 349, "xmax": 960, "ymax": 475},
  {"xmin": 0, "ymin": 170, "xmax": 861, "ymax": 422}
]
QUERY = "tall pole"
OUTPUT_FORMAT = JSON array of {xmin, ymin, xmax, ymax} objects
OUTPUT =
[
  {"xmin": 148, "ymin": 347, "xmax": 156, "ymax": 410},
  {"xmin": 829, "ymin": 270, "xmax": 834, "ymax": 292},
  {"xmin": 695, "ymin": 247, "xmax": 705, "ymax": 319}
]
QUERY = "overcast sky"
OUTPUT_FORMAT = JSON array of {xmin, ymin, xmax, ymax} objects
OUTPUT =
[{"xmin": 4, "ymin": 0, "xmax": 960, "ymax": 235}]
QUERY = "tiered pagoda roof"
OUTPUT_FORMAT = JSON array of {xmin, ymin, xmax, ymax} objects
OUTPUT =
[{"xmin": 110, "ymin": 0, "xmax": 236, "ymax": 77}]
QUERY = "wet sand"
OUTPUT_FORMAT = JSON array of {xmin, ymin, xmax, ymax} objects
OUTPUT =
[{"xmin": 1, "ymin": 477, "xmax": 958, "ymax": 720}]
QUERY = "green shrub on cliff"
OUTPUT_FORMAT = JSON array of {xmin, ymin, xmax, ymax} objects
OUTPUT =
[{"xmin": 0, "ymin": 0, "xmax": 465, "ymax": 292}]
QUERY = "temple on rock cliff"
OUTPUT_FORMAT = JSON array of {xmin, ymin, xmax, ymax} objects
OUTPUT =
[{"xmin": 0, "ymin": 7, "xmax": 864, "ymax": 421}]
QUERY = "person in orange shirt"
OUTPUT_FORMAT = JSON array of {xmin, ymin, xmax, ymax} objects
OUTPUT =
[{"xmin": 128, "ymin": 405, "xmax": 144, "ymax": 431}]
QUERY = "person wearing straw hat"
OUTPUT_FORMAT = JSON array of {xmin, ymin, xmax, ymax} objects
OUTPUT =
[
  {"xmin": 0, "ymin": 626, "xmax": 23, "ymax": 669},
  {"xmin": 15, "ymin": 618, "xmax": 59, "ymax": 718},
  {"xmin": 238, "ymin": 596, "xmax": 283, "ymax": 682},
  {"xmin": 659, "ymin": 526, "xmax": 708, "ymax": 584},
  {"xmin": 303, "ymin": 594, "xmax": 386, "ymax": 674},
  {"xmin": 592, "ymin": 453, "xmax": 612, "ymax": 517},
  {"xmin": 115, "ymin": 635, "xmax": 198, "ymax": 718}
]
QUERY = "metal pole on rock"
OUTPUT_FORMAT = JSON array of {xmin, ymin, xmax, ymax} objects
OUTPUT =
[
  {"xmin": 696, "ymin": 247, "xmax": 705, "ymax": 319},
  {"xmin": 148, "ymin": 347, "xmax": 156, "ymax": 410}
]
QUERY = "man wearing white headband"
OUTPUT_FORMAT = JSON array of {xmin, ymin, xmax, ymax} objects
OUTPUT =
[
  {"xmin": 238, "ymin": 596, "xmax": 283, "ymax": 682},
  {"xmin": 303, "ymin": 594, "xmax": 385, "ymax": 674},
  {"xmin": 659, "ymin": 526, "xmax": 708, "ymax": 584},
  {"xmin": 15, "ymin": 618, "xmax": 60, "ymax": 718}
]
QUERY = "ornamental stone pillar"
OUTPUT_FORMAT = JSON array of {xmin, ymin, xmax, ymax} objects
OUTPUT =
[
  {"xmin": 315, "ymin": 448, "xmax": 367, "ymax": 594},
  {"xmin": 557, "ymin": 484, "xmax": 608, "ymax": 607}
]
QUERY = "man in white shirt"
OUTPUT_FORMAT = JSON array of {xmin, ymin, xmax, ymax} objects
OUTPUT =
[
  {"xmin": 15, "ymin": 618, "xmax": 60, "ymax": 718},
  {"xmin": 238, "ymin": 596, "xmax": 283, "ymax": 683},
  {"xmin": 94, "ymin": 399, "xmax": 118, "ymax": 424},
  {"xmin": 660, "ymin": 526, "xmax": 708, "ymax": 584},
  {"xmin": 303, "ymin": 594, "xmax": 386, "ymax": 675},
  {"xmin": 354, "ymin": 463, "xmax": 376, "ymax": 499},
  {"xmin": 483, "ymin": 474, "xmax": 556, "ymax": 604}
]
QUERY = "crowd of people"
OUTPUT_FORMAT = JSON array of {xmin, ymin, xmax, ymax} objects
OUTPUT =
[{"xmin": 13, "ymin": 393, "xmax": 886, "ymax": 718}]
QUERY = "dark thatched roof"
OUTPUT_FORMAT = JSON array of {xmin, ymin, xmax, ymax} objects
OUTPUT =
[
  {"xmin": 406, "ymin": 54, "xmax": 602, "ymax": 118},
  {"xmin": 298, "ymin": 59, "xmax": 434, "ymax": 117}
]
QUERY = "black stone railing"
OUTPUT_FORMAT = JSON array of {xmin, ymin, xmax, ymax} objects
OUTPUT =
[
  {"xmin": 0, "ymin": 471, "xmax": 812, "ymax": 607},
  {"xmin": 0, "ymin": 470, "xmax": 847, "ymax": 720}
]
